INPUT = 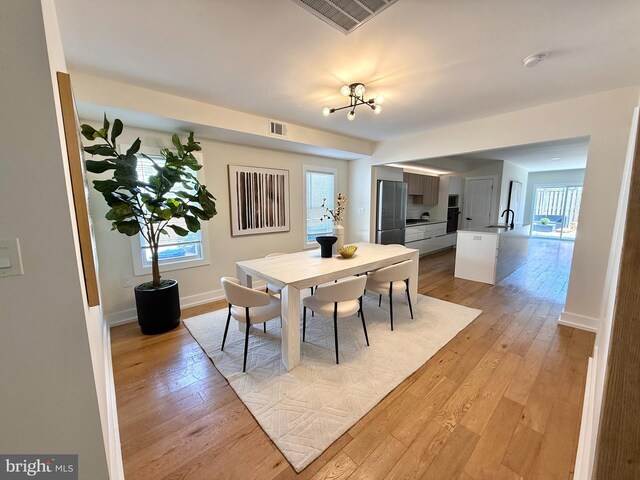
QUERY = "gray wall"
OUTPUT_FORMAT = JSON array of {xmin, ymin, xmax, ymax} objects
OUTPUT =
[{"xmin": 0, "ymin": 1, "xmax": 110, "ymax": 478}]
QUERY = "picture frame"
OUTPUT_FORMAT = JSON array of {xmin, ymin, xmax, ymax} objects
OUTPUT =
[
  {"xmin": 57, "ymin": 72, "xmax": 100, "ymax": 306},
  {"xmin": 228, "ymin": 165, "xmax": 290, "ymax": 236}
]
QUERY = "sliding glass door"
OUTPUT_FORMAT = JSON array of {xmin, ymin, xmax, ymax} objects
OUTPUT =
[{"xmin": 531, "ymin": 184, "xmax": 583, "ymax": 241}]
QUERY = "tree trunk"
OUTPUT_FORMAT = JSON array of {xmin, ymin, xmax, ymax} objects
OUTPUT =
[{"xmin": 151, "ymin": 245, "xmax": 161, "ymax": 288}]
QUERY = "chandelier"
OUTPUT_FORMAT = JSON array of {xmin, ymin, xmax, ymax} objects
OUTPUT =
[{"xmin": 322, "ymin": 83, "xmax": 384, "ymax": 121}]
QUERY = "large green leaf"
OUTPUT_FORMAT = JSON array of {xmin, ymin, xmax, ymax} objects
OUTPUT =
[
  {"xmin": 86, "ymin": 160, "xmax": 116, "ymax": 174},
  {"xmin": 93, "ymin": 179, "xmax": 120, "ymax": 193},
  {"xmin": 80, "ymin": 124, "xmax": 97, "ymax": 141},
  {"xmin": 84, "ymin": 144, "xmax": 115, "ymax": 156},
  {"xmin": 185, "ymin": 215, "xmax": 201, "ymax": 232},
  {"xmin": 171, "ymin": 134, "xmax": 184, "ymax": 156},
  {"xmin": 110, "ymin": 119, "xmax": 123, "ymax": 144},
  {"xmin": 115, "ymin": 220, "xmax": 140, "ymax": 236},
  {"xmin": 167, "ymin": 224, "xmax": 189, "ymax": 237},
  {"xmin": 126, "ymin": 138, "xmax": 141, "ymax": 157}
]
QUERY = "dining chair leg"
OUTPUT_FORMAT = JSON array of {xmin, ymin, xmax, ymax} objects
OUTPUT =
[
  {"xmin": 405, "ymin": 278, "xmax": 414, "ymax": 319},
  {"xmin": 333, "ymin": 303, "xmax": 339, "ymax": 364},
  {"xmin": 303, "ymin": 307, "xmax": 307, "ymax": 342},
  {"xmin": 360, "ymin": 298, "xmax": 369, "ymax": 346},
  {"xmin": 221, "ymin": 303, "xmax": 232, "ymax": 351},
  {"xmin": 389, "ymin": 283, "xmax": 394, "ymax": 331},
  {"xmin": 378, "ymin": 294, "xmax": 382, "ymax": 307},
  {"xmin": 263, "ymin": 322, "xmax": 266, "ymax": 333},
  {"xmin": 243, "ymin": 308, "xmax": 250, "ymax": 372}
]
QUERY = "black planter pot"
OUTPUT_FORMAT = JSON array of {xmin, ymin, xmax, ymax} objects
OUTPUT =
[
  {"xmin": 316, "ymin": 235, "xmax": 337, "ymax": 258},
  {"xmin": 134, "ymin": 279, "xmax": 181, "ymax": 335}
]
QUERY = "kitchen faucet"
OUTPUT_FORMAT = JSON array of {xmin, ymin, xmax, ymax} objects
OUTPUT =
[{"xmin": 501, "ymin": 208, "xmax": 515, "ymax": 228}]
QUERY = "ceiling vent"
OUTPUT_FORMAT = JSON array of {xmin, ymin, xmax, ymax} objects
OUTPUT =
[
  {"xmin": 269, "ymin": 120, "xmax": 288, "ymax": 137},
  {"xmin": 291, "ymin": 0, "xmax": 400, "ymax": 34}
]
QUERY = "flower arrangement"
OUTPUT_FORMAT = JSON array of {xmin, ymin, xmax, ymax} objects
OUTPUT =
[{"xmin": 322, "ymin": 193, "xmax": 347, "ymax": 224}]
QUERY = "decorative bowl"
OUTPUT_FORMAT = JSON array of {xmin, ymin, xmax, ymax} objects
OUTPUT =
[{"xmin": 338, "ymin": 245, "xmax": 358, "ymax": 259}]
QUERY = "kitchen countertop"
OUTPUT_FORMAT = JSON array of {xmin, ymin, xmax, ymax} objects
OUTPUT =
[
  {"xmin": 458, "ymin": 224, "xmax": 530, "ymax": 235},
  {"xmin": 405, "ymin": 219, "xmax": 447, "ymax": 227}
]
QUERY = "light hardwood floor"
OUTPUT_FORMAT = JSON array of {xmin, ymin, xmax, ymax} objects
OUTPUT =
[{"xmin": 111, "ymin": 239, "xmax": 593, "ymax": 480}]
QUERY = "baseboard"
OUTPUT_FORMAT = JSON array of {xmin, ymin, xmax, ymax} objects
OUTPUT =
[
  {"xmin": 573, "ymin": 347, "xmax": 598, "ymax": 480},
  {"xmin": 102, "ymin": 320, "xmax": 125, "ymax": 479},
  {"xmin": 107, "ymin": 280, "xmax": 267, "ymax": 327},
  {"xmin": 558, "ymin": 311, "xmax": 599, "ymax": 332}
]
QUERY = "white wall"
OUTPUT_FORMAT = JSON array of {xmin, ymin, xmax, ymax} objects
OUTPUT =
[
  {"xmin": 499, "ymin": 161, "xmax": 529, "ymax": 224},
  {"xmin": 82, "ymin": 123, "xmax": 350, "ymax": 324},
  {"xmin": 0, "ymin": 1, "xmax": 112, "ymax": 478},
  {"xmin": 348, "ymin": 86, "xmax": 640, "ymax": 330},
  {"xmin": 523, "ymin": 169, "xmax": 586, "ymax": 223},
  {"xmin": 574, "ymin": 107, "xmax": 638, "ymax": 480}
]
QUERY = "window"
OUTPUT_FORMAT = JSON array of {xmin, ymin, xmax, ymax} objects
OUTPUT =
[
  {"xmin": 126, "ymin": 146, "xmax": 210, "ymax": 276},
  {"xmin": 303, "ymin": 166, "xmax": 336, "ymax": 247}
]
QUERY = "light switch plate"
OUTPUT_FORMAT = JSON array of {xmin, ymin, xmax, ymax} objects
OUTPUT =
[{"xmin": 0, "ymin": 238, "xmax": 24, "ymax": 277}]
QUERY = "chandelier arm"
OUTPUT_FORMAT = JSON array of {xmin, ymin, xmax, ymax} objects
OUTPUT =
[{"xmin": 329, "ymin": 104, "xmax": 355, "ymax": 113}]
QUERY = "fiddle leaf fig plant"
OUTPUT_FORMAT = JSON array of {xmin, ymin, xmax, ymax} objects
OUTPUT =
[{"xmin": 81, "ymin": 115, "xmax": 217, "ymax": 289}]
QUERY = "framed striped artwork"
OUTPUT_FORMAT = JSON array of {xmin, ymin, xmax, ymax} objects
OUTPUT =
[{"xmin": 228, "ymin": 165, "xmax": 290, "ymax": 236}]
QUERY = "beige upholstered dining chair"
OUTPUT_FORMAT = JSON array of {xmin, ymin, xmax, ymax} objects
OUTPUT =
[
  {"xmin": 221, "ymin": 277, "xmax": 281, "ymax": 372},
  {"xmin": 302, "ymin": 275, "xmax": 369, "ymax": 364},
  {"xmin": 365, "ymin": 260, "xmax": 414, "ymax": 330}
]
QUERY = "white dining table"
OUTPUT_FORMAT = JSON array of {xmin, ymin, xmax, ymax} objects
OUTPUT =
[{"xmin": 235, "ymin": 242, "xmax": 419, "ymax": 371}]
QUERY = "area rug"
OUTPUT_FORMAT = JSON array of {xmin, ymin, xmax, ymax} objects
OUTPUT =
[{"xmin": 183, "ymin": 294, "xmax": 481, "ymax": 472}]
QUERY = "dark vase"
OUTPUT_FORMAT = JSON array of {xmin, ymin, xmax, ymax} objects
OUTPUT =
[
  {"xmin": 134, "ymin": 279, "xmax": 181, "ymax": 335},
  {"xmin": 316, "ymin": 235, "xmax": 337, "ymax": 258}
]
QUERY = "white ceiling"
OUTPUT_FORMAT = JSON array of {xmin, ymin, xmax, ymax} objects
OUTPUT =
[{"xmin": 54, "ymin": 0, "xmax": 640, "ymax": 142}]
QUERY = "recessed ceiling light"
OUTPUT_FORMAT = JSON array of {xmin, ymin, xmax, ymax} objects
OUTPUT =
[
  {"xmin": 523, "ymin": 52, "xmax": 547, "ymax": 68},
  {"xmin": 551, "ymin": 157, "xmax": 561, "ymax": 161}
]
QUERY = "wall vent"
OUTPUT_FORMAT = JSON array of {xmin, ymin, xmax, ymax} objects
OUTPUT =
[
  {"xmin": 291, "ymin": 0, "xmax": 400, "ymax": 35},
  {"xmin": 269, "ymin": 120, "xmax": 288, "ymax": 137}
]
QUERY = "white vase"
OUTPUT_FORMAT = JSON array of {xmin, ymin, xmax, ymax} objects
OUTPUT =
[{"xmin": 332, "ymin": 223, "xmax": 344, "ymax": 254}]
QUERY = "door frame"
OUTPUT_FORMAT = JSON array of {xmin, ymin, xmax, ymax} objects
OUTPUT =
[
  {"xmin": 530, "ymin": 182, "xmax": 584, "ymax": 241},
  {"xmin": 463, "ymin": 175, "xmax": 498, "ymax": 229}
]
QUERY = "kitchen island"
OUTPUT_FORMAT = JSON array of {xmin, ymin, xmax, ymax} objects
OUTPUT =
[{"xmin": 454, "ymin": 224, "xmax": 531, "ymax": 284}]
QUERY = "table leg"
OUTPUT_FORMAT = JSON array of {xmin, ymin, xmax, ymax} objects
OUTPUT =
[
  {"xmin": 280, "ymin": 285, "xmax": 301, "ymax": 371},
  {"xmin": 236, "ymin": 265, "xmax": 253, "ymax": 288},
  {"xmin": 409, "ymin": 250, "xmax": 419, "ymax": 304}
]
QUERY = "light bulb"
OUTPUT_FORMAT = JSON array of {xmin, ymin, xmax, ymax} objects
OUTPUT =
[
  {"xmin": 322, "ymin": 107, "xmax": 331, "ymax": 117},
  {"xmin": 340, "ymin": 85, "xmax": 350, "ymax": 96},
  {"xmin": 354, "ymin": 84, "xmax": 366, "ymax": 96},
  {"xmin": 347, "ymin": 110, "xmax": 356, "ymax": 121},
  {"xmin": 375, "ymin": 95, "xmax": 385, "ymax": 105},
  {"xmin": 373, "ymin": 105, "xmax": 382, "ymax": 115}
]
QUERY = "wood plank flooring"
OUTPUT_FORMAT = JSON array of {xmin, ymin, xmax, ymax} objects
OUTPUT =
[{"xmin": 111, "ymin": 239, "xmax": 593, "ymax": 480}]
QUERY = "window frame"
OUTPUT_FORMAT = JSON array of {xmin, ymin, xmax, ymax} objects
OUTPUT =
[
  {"xmin": 119, "ymin": 144, "xmax": 211, "ymax": 277},
  {"xmin": 302, "ymin": 165, "xmax": 337, "ymax": 249}
]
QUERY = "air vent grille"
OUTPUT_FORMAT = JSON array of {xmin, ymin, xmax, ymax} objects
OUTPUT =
[
  {"xmin": 292, "ymin": 0, "xmax": 400, "ymax": 34},
  {"xmin": 269, "ymin": 120, "xmax": 287, "ymax": 137}
]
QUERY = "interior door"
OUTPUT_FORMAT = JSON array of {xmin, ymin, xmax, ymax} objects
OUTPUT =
[{"xmin": 464, "ymin": 178, "xmax": 494, "ymax": 229}]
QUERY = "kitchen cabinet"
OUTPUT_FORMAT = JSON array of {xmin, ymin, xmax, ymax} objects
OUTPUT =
[
  {"xmin": 403, "ymin": 172, "xmax": 440, "ymax": 205},
  {"xmin": 405, "ymin": 221, "xmax": 456, "ymax": 256}
]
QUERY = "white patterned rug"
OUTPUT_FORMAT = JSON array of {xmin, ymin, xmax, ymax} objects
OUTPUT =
[{"xmin": 183, "ymin": 294, "xmax": 481, "ymax": 472}]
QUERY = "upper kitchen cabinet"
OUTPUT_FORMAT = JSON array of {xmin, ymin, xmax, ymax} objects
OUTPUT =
[{"xmin": 403, "ymin": 172, "xmax": 440, "ymax": 206}]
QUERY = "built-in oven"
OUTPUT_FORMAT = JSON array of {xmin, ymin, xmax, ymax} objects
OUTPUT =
[
  {"xmin": 448, "ymin": 194, "xmax": 459, "ymax": 208},
  {"xmin": 447, "ymin": 207, "xmax": 460, "ymax": 233}
]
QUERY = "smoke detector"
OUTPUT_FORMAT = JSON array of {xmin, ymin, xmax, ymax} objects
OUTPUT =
[{"xmin": 522, "ymin": 52, "xmax": 547, "ymax": 68}]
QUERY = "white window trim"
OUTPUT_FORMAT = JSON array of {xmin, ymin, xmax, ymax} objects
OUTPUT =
[
  {"xmin": 119, "ymin": 144, "xmax": 211, "ymax": 277},
  {"xmin": 302, "ymin": 165, "xmax": 337, "ymax": 249}
]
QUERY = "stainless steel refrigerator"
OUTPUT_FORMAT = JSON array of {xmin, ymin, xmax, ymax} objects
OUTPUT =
[{"xmin": 376, "ymin": 180, "xmax": 407, "ymax": 245}]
